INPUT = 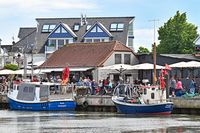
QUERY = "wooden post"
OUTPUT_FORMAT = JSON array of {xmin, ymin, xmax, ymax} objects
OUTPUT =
[{"xmin": 153, "ymin": 42, "xmax": 157, "ymax": 85}]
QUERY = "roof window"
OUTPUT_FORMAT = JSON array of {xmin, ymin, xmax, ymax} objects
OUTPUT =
[
  {"xmin": 110, "ymin": 23, "xmax": 124, "ymax": 31},
  {"xmin": 73, "ymin": 24, "xmax": 80, "ymax": 31},
  {"xmin": 42, "ymin": 24, "xmax": 56, "ymax": 33}
]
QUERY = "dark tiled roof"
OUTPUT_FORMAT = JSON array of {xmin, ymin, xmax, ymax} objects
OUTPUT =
[
  {"xmin": 13, "ymin": 29, "xmax": 36, "ymax": 53},
  {"xmin": 160, "ymin": 54, "xmax": 200, "ymax": 61},
  {"xmin": 40, "ymin": 41, "xmax": 133, "ymax": 68},
  {"xmin": 18, "ymin": 27, "xmax": 37, "ymax": 39},
  {"xmin": 35, "ymin": 16, "xmax": 134, "ymax": 53}
]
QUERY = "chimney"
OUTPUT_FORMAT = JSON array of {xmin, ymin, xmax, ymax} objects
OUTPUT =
[
  {"xmin": 80, "ymin": 14, "xmax": 83, "ymax": 26},
  {"xmin": 84, "ymin": 14, "xmax": 88, "ymax": 25}
]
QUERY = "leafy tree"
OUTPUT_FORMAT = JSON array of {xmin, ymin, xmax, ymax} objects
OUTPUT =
[
  {"xmin": 157, "ymin": 11, "xmax": 198, "ymax": 54},
  {"xmin": 4, "ymin": 64, "xmax": 18, "ymax": 71},
  {"xmin": 137, "ymin": 46, "xmax": 150, "ymax": 54}
]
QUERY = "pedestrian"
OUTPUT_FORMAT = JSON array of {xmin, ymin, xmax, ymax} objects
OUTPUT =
[
  {"xmin": 189, "ymin": 78, "xmax": 196, "ymax": 94},
  {"xmin": 91, "ymin": 79, "xmax": 96, "ymax": 95},
  {"xmin": 175, "ymin": 79, "xmax": 184, "ymax": 97},
  {"xmin": 170, "ymin": 76, "xmax": 176, "ymax": 97}
]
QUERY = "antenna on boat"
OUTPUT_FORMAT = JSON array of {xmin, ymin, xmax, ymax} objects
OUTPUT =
[{"xmin": 149, "ymin": 19, "xmax": 159, "ymax": 85}]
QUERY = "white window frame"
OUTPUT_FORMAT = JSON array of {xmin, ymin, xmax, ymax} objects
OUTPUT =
[
  {"xmin": 74, "ymin": 24, "xmax": 80, "ymax": 31},
  {"xmin": 84, "ymin": 37, "xmax": 109, "ymax": 43}
]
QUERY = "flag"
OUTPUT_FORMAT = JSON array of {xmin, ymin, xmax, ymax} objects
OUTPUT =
[
  {"xmin": 161, "ymin": 69, "xmax": 168, "ymax": 75},
  {"xmin": 165, "ymin": 64, "xmax": 172, "ymax": 70},
  {"xmin": 62, "ymin": 66, "xmax": 70, "ymax": 85}
]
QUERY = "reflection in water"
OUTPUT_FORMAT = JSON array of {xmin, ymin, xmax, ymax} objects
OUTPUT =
[{"xmin": 0, "ymin": 110, "xmax": 200, "ymax": 133}]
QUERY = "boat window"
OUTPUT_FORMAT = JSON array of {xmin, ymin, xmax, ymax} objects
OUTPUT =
[
  {"xmin": 40, "ymin": 85, "xmax": 49, "ymax": 98},
  {"xmin": 17, "ymin": 84, "xmax": 36, "ymax": 101},
  {"xmin": 23, "ymin": 87, "xmax": 28, "ymax": 92},
  {"xmin": 29, "ymin": 87, "xmax": 34, "ymax": 93},
  {"xmin": 151, "ymin": 88, "xmax": 155, "ymax": 90},
  {"xmin": 144, "ymin": 88, "xmax": 147, "ymax": 95},
  {"xmin": 151, "ymin": 93, "xmax": 155, "ymax": 99}
]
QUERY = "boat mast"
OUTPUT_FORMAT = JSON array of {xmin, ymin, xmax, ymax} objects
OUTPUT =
[
  {"xmin": 153, "ymin": 42, "xmax": 157, "ymax": 85},
  {"xmin": 150, "ymin": 19, "xmax": 159, "ymax": 85}
]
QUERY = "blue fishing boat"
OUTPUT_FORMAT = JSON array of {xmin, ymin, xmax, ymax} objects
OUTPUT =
[
  {"xmin": 112, "ymin": 84, "xmax": 173, "ymax": 115},
  {"xmin": 7, "ymin": 82, "xmax": 76, "ymax": 111}
]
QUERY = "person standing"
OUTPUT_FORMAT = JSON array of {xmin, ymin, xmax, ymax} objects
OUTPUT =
[
  {"xmin": 189, "ymin": 78, "xmax": 196, "ymax": 94},
  {"xmin": 170, "ymin": 76, "xmax": 176, "ymax": 97},
  {"xmin": 175, "ymin": 79, "xmax": 184, "ymax": 97}
]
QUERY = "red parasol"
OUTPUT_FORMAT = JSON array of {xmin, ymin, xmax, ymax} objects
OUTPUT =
[{"xmin": 62, "ymin": 66, "xmax": 70, "ymax": 85}]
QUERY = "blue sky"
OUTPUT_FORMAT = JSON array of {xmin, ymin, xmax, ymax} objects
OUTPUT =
[{"xmin": 0, "ymin": 0, "xmax": 199, "ymax": 51}]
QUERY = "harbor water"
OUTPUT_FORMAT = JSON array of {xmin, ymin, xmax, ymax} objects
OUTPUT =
[{"xmin": 0, "ymin": 110, "xmax": 200, "ymax": 133}]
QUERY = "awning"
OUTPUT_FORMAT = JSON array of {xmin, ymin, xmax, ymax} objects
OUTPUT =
[{"xmin": 35, "ymin": 67, "xmax": 94, "ymax": 74}]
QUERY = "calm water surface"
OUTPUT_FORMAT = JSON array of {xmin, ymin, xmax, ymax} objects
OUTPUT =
[{"xmin": 0, "ymin": 110, "xmax": 200, "ymax": 133}]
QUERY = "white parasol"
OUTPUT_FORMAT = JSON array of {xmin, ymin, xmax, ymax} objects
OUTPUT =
[{"xmin": 130, "ymin": 63, "xmax": 164, "ymax": 70}]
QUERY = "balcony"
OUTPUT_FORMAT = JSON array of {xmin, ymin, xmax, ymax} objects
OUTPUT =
[{"xmin": 45, "ymin": 46, "xmax": 56, "ymax": 54}]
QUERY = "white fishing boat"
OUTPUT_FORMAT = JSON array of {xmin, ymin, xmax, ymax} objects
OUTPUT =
[{"xmin": 8, "ymin": 82, "xmax": 76, "ymax": 111}]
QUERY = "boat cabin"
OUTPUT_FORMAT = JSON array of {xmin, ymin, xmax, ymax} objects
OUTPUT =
[
  {"xmin": 113, "ymin": 84, "xmax": 167, "ymax": 104},
  {"xmin": 10, "ymin": 82, "xmax": 74, "ymax": 102}
]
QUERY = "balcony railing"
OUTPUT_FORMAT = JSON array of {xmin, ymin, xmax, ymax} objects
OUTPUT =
[{"xmin": 45, "ymin": 46, "xmax": 56, "ymax": 53}]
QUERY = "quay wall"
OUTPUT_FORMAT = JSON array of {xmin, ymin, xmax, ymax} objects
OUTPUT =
[{"xmin": 2, "ymin": 94, "xmax": 200, "ymax": 115}]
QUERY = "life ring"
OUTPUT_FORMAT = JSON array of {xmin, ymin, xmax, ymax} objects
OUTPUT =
[{"xmin": 82, "ymin": 101, "xmax": 88, "ymax": 108}]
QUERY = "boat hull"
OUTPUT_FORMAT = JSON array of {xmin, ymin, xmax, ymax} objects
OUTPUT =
[
  {"xmin": 8, "ymin": 98, "xmax": 76, "ymax": 111},
  {"xmin": 112, "ymin": 98, "xmax": 173, "ymax": 115}
]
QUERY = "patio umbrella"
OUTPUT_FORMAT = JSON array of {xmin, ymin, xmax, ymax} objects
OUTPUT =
[
  {"xmin": 169, "ymin": 61, "xmax": 187, "ymax": 68},
  {"xmin": 100, "ymin": 64, "xmax": 134, "ymax": 73},
  {"xmin": 13, "ymin": 69, "xmax": 32, "ymax": 75},
  {"xmin": 0, "ymin": 69, "xmax": 15, "ymax": 75},
  {"xmin": 185, "ymin": 61, "xmax": 200, "ymax": 68},
  {"xmin": 130, "ymin": 63, "xmax": 164, "ymax": 70}
]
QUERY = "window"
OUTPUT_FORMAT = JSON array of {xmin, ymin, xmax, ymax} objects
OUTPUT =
[
  {"xmin": 55, "ymin": 27, "xmax": 61, "ymax": 33},
  {"xmin": 90, "ymin": 26, "xmax": 104, "ymax": 33},
  {"xmin": 97, "ymin": 27, "xmax": 103, "ymax": 32},
  {"xmin": 124, "ymin": 54, "xmax": 131, "ymax": 64},
  {"xmin": 42, "ymin": 24, "xmax": 56, "ymax": 32},
  {"xmin": 58, "ymin": 40, "xmax": 64, "ymax": 47},
  {"xmin": 74, "ymin": 24, "xmax": 80, "ymax": 31},
  {"xmin": 94, "ymin": 39, "xmax": 100, "ymax": 42},
  {"xmin": 110, "ymin": 23, "xmax": 124, "ymax": 31},
  {"xmin": 61, "ymin": 27, "xmax": 67, "ymax": 33},
  {"xmin": 151, "ymin": 93, "xmax": 155, "ymax": 99},
  {"xmin": 86, "ymin": 25, "xmax": 92, "ymax": 31},
  {"xmin": 115, "ymin": 54, "xmax": 121, "ymax": 64},
  {"xmin": 85, "ymin": 39, "xmax": 92, "ymax": 42},
  {"xmin": 91, "ymin": 27, "xmax": 96, "ymax": 32},
  {"xmin": 49, "ymin": 40, "xmax": 56, "ymax": 47}
]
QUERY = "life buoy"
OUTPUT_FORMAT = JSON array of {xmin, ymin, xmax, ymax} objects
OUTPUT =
[{"xmin": 82, "ymin": 101, "xmax": 88, "ymax": 108}]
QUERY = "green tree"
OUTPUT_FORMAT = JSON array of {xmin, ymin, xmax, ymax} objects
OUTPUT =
[
  {"xmin": 157, "ymin": 11, "xmax": 198, "ymax": 54},
  {"xmin": 137, "ymin": 46, "xmax": 150, "ymax": 54}
]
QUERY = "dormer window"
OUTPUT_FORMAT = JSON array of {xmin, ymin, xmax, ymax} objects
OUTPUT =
[
  {"xmin": 42, "ymin": 24, "xmax": 56, "ymax": 33},
  {"xmin": 110, "ymin": 23, "xmax": 124, "ymax": 31},
  {"xmin": 73, "ymin": 24, "xmax": 80, "ymax": 31}
]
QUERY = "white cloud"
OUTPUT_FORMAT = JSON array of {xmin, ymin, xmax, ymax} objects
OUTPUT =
[
  {"xmin": 0, "ymin": 0, "xmax": 97, "ymax": 14},
  {"xmin": 134, "ymin": 28, "xmax": 159, "ymax": 51}
]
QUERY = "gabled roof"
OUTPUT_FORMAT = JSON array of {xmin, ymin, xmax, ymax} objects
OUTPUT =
[
  {"xmin": 18, "ymin": 27, "xmax": 37, "ymax": 39},
  {"xmin": 82, "ymin": 21, "xmax": 112, "ymax": 38},
  {"xmin": 40, "ymin": 41, "xmax": 134, "ymax": 68},
  {"xmin": 48, "ymin": 23, "xmax": 77, "ymax": 38},
  {"xmin": 160, "ymin": 54, "xmax": 200, "ymax": 61},
  {"xmin": 13, "ymin": 29, "xmax": 37, "ymax": 53},
  {"xmin": 35, "ymin": 16, "xmax": 134, "ymax": 53}
]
